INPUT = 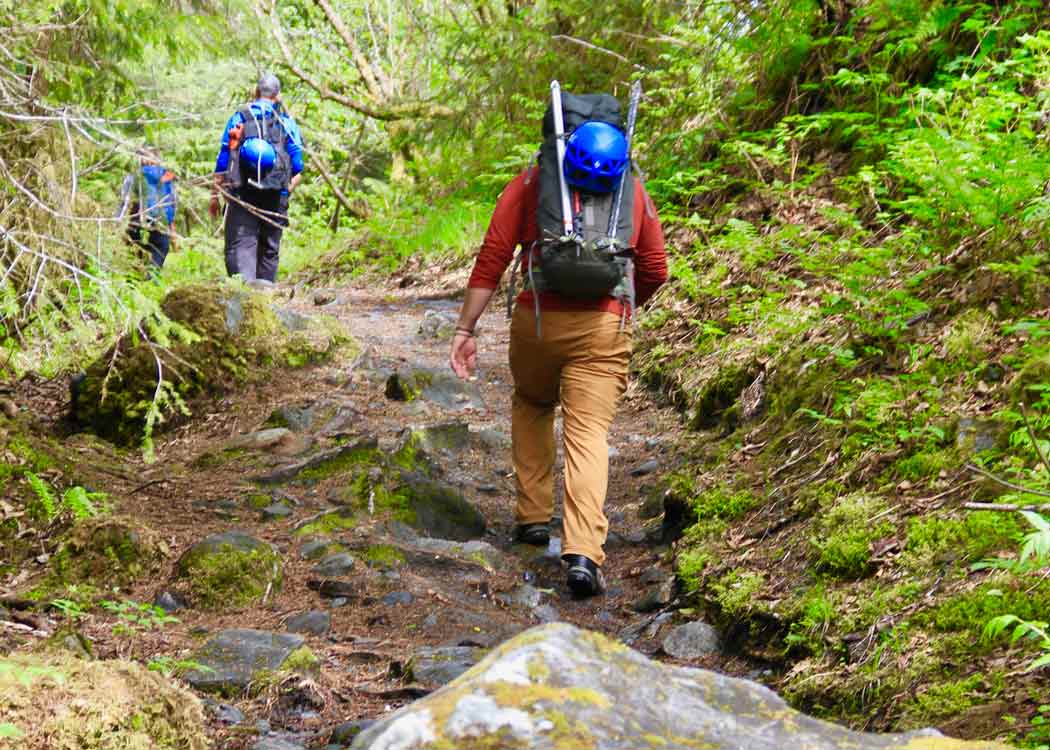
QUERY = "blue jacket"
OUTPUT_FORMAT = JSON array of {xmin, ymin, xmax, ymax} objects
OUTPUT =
[
  {"xmin": 121, "ymin": 165, "xmax": 176, "ymax": 225},
  {"xmin": 214, "ymin": 99, "xmax": 305, "ymax": 178}
]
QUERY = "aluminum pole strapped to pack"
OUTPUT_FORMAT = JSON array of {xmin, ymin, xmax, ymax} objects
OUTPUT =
[{"xmin": 549, "ymin": 80, "xmax": 575, "ymax": 239}]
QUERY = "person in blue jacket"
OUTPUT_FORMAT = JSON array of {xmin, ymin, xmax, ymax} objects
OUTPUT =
[
  {"xmin": 209, "ymin": 73, "xmax": 305, "ymax": 283},
  {"xmin": 120, "ymin": 149, "xmax": 177, "ymax": 268}
]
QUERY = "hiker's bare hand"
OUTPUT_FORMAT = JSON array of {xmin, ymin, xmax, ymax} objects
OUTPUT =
[
  {"xmin": 209, "ymin": 196, "xmax": 220, "ymax": 219},
  {"xmin": 449, "ymin": 332, "xmax": 476, "ymax": 379}
]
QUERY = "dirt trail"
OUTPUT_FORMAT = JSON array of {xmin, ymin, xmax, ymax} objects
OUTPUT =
[{"xmin": 15, "ymin": 281, "xmax": 739, "ymax": 747}]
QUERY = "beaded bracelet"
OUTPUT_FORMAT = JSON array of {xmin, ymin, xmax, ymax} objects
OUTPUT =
[{"xmin": 454, "ymin": 327, "xmax": 475, "ymax": 338}]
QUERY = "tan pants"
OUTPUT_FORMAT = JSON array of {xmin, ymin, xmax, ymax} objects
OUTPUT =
[{"xmin": 508, "ymin": 306, "xmax": 630, "ymax": 566}]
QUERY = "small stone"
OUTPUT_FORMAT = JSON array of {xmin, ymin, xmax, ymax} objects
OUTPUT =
[
  {"xmin": 0, "ymin": 398, "xmax": 17, "ymax": 419},
  {"xmin": 252, "ymin": 736, "xmax": 304, "ymax": 750},
  {"xmin": 533, "ymin": 604, "xmax": 560, "ymax": 623},
  {"xmin": 261, "ymin": 503, "xmax": 293, "ymax": 521},
  {"xmin": 312, "ymin": 552, "xmax": 356, "ymax": 577},
  {"xmin": 300, "ymin": 539, "xmax": 338, "ymax": 560},
  {"xmin": 286, "ymin": 610, "xmax": 331, "ymax": 636},
  {"xmin": 210, "ymin": 703, "xmax": 245, "ymax": 725},
  {"xmin": 313, "ymin": 290, "xmax": 337, "ymax": 306},
  {"xmin": 153, "ymin": 590, "xmax": 187, "ymax": 613},
  {"xmin": 499, "ymin": 584, "xmax": 542, "ymax": 610},
  {"xmin": 330, "ymin": 719, "xmax": 375, "ymax": 744},
  {"xmin": 185, "ymin": 629, "xmax": 306, "ymax": 693},
  {"xmin": 255, "ymin": 720, "xmax": 271, "ymax": 734},
  {"xmin": 382, "ymin": 590, "xmax": 415, "ymax": 607},
  {"xmin": 625, "ymin": 575, "xmax": 676, "ymax": 609},
  {"xmin": 329, "ymin": 597, "xmax": 349, "ymax": 608},
  {"xmin": 640, "ymin": 568, "xmax": 670, "ymax": 585},
  {"xmin": 476, "ymin": 484, "xmax": 499, "ymax": 494},
  {"xmin": 406, "ymin": 645, "xmax": 484, "ymax": 688},
  {"xmin": 422, "ymin": 613, "xmax": 439, "ymax": 628},
  {"xmin": 608, "ymin": 445, "xmax": 621, "ymax": 459},
  {"xmin": 661, "ymin": 621, "xmax": 721, "ymax": 659},
  {"xmin": 630, "ymin": 459, "xmax": 660, "ymax": 477}
]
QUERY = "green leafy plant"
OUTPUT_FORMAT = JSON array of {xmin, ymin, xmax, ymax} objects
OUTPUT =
[
  {"xmin": 100, "ymin": 600, "xmax": 179, "ymax": 637},
  {"xmin": 147, "ymin": 656, "xmax": 212, "ymax": 678}
]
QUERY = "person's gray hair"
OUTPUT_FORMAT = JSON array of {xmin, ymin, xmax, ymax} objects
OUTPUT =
[{"xmin": 257, "ymin": 73, "xmax": 281, "ymax": 98}]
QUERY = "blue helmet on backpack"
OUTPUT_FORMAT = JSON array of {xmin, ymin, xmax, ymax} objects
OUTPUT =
[
  {"xmin": 563, "ymin": 121, "xmax": 628, "ymax": 194},
  {"xmin": 240, "ymin": 137, "xmax": 277, "ymax": 173}
]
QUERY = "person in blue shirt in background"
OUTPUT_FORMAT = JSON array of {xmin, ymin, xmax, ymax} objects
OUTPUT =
[
  {"xmin": 120, "ymin": 148, "xmax": 177, "ymax": 268},
  {"xmin": 209, "ymin": 73, "xmax": 304, "ymax": 283}
]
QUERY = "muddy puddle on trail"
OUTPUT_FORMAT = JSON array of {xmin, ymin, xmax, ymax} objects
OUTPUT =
[{"xmin": 8, "ymin": 286, "xmax": 755, "ymax": 749}]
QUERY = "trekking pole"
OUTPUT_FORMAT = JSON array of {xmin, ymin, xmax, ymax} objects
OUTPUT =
[
  {"xmin": 550, "ymin": 80, "xmax": 574, "ymax": 238},
  {"xmin": 607, "ymin": 80, "xmax": 642, "ymax": 239}
]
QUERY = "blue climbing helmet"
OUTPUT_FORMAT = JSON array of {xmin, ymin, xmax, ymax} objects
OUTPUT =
[
  {"xmin": 563, "ymin": 121, "xmax": 629, "ymax": 194},
  {"xmin": 240, "ymin": 136, "xmax": 277, "ymax": 174}
]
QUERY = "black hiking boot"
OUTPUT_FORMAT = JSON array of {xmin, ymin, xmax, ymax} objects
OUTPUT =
[
  {"xmin": 563, "ymin": 554, "xmax": 606, "ymax": 598},
  {"xmin": 513, "ymin": 522, "xmax": 550, "ymax": 546}
]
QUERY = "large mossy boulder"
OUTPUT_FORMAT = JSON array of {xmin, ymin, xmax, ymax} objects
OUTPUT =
[
  {"xmin": 74, "ymin": 283, "xmax": 354, "ymax": 445},
  {"xmin": 0, "ymin": 651, "xmax": 207, "ymax": 749},
  {"xmin": 350, "ymin": 623, "xmax": 1008, "ymax": 750},
  {"xmin": 175, "ymin": 531, "xmax": 282, "ymax": 609}
]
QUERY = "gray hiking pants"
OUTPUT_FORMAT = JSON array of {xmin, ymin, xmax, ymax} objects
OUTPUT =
[{"xmin": 224, "ymin": 193, "xmax": 286, "ymax": 282}]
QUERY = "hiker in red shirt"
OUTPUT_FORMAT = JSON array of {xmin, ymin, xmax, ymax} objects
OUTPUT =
[{"xmin": 450, "ymin": 87, "xmax": 668, "ymax": 597}]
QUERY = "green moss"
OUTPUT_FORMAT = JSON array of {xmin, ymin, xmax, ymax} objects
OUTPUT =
[
  {"xmin": 893, "ymin": 448, "xmax": 958, "ymax": 482},
  {"xmin": 246, "ymin": 493, "xmax": 272, "ymax": 509},
  {"xmin": 902, "ymin": 512, "xmax": 1022, "ymax": 569},
  {"xmin": 45, "ymin": 518, "xmax": 164, "ymax": 590},
  {"xmin": 690, "ymin": 362, "xmax": 758, "ymax": 429},
  {"xmin": 177, "ymin": 543, "xmax": 281, "ymax": 609},
  {"xmin": 711, "ymin": 569, "xmax": 766, "ymax": 619},
  {"xmin": 297, "ymin": 444, "xmax": 384, "ymax": 481},
  {"xmin": 361, "ymin": 544, "xmax": 406, "ymax": 568},
  {"xmin": 916, "ymin": 576, "xmax": 1050, "ymax": 643},
  {"xmin": 810, "ymin": 493, "xmax": 893, "ymax": 579},
  {"xmin": 282, "ymin": 646, "xmax": 320, "ymax": 673},
  {"xmin": 897, "ymin": 673, "xmax": 1001, "ymax": 729},
  {"xmin": 944, "ymin": 309, "xmax": 995, "ymax": 366},
  {"xmin": 293, "ymin": 509, "xmax": 358, "ymax": 538},
  {"xmin": 675, "ymin": 548, "xmax": 713, "ymax": 593}
]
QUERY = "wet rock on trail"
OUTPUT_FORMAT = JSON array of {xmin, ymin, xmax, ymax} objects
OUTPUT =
[
  {"xmin": 175, "ymin": 531, "xmax": 282, "ymax": 609},
  {"xmin": 661, "ymin": 620, "xmax": 722, "ymax": 659},
  {"xmin": 312, "ymin": 551, "xmax": 356, "ymax": 577},
  {"xmin": 286, "ymin": 610, "xmax": 332, "ymax": 636},
  {"xmin": 185, "ymin": 629, "xmax": 308, "ymax": 694},
  {"xmin": 384, "ymin": 366, "xmax": 485, "ymax": 410},
  {"xmin": 405, "ymin": 644, "xmax": 485, "ymax": 689},
  {"xmin": 351, "ymin": 623, "xmax": 1007, "ymax": 750}
]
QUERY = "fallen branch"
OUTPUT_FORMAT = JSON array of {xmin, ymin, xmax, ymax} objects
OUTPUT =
[
  {"xmin": 964, "ymin": 502, "xmax": 1050, "ymax": 513},
  {"xmin": 966, "ymin": 463, "xmax": 1050, "ymax": 499}
]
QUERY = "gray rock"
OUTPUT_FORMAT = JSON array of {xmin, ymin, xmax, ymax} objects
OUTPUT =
[
  {"xmin": 410, "ymin": 538, "xmax": 502, "ymax": 568},
  {"xmin": 350, "ymin": 623, "xmax": 979, "ymax": 750},
  {"xmin": 499, "ymin": 584, "xmax": 542, "ymax": 610},
  {"xmin": 400, "ymin": 474, "xmax": 486, "ymax": 541},
  {"xmin": 286, "ymin": 610, "xmax": 331, "ymax": 636},
  {"xmin": 533, "ymin": 604, "xmax": 561, "ymax": 623},
  {"xmin": 957, "ymin": 417, "xmax": 1001, "ymax": 454},
  {"xmin": 329, "ymin": 597, "xmax": 350, "ymax": 608},
  {"xmin": 225, "ymin": 428, "xmax": 299, "ymax": 452},
  {"xmin": 330, "ymin": 720, "xmax": 375, "ymax": 745},
  {"xmin": 631, "ymin": 577, "xmax": 676, "ymax": 613},
  {"xmin": 417, "ymin": 310, "xmax": 457, "ymax": 340},
  {"xmin": 474, "ymin": 428, "xmax": 511, "ymax": 451},
  {"xmin": 261, "ymin": 503, "xmax": 293, "ymax": 521},
  {"xmin": 312, "ymin": 552, "xmax": 356, "ymax": 577},
  {"xmin": 185, "ymin": 629, "xmax": 306, "ymax": 693},
  {"xmin": 382, "ymin": 590, "xmax": 415, "ymax": 607},
  {"xmin": 314, "ymin": 289, "xmax": 337, "ymax": 306},
  {"xmin": 272, "ymin": 306, "xmax": 312, "ymax": 332},
  {"xmin": 661, "ymin": 620, "xmax": 722, "ymax": 659},
  {"xmin": 608, "ymin": 445, "xmax": 621, "ymax": 459},
  {"xmin": 385, "ymin": 367, "xmax": 485, "ymax": 410},
  {"xmin": 176, "ymin": 531, "xmax": 281, "ymax": 608},
  {"xmin": 630, "ymin": 458, "xmax": 660, "ymax": 476},
  {"xmin": 255, "ymin": 437, "xmax": 379, "ymax": 484},
  {"xmin": 405, "ymin": 645, "xmax": 484, "ymax": 689},
  {"xmin": 153, "ymin": 590, "xmax": 186, "ymax": 613},
  {"xmin": 252, "ymin": 738, "xmax": 305, "ymax": 750},
  {"xmin": 209, "ymin": 702, "xmax": 245, "ymax": 725},
  {"xmin": 267, "ymin": 404, "xmax": 318, "ymax": 432},
  {"xmin": 300, "ymin": 538, "xmax": 342, "ymax": 560}
]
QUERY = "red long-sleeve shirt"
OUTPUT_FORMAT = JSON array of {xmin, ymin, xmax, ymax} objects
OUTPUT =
[{"xmin": 467, "ymin": 169, "xmax": 668, "ymax": 316}]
